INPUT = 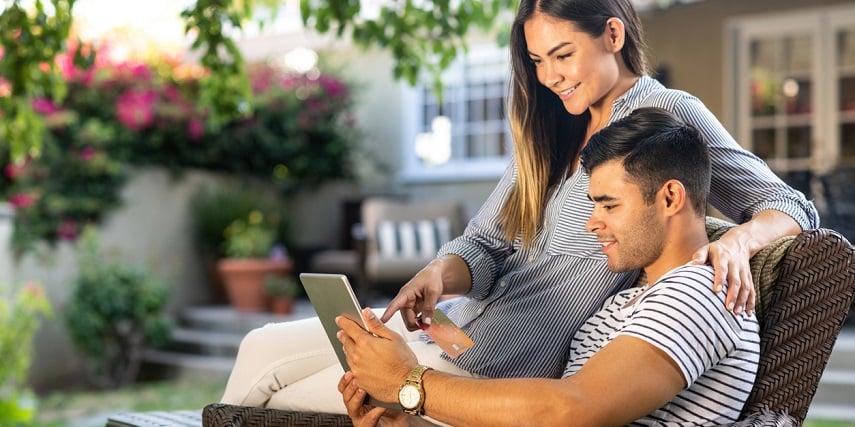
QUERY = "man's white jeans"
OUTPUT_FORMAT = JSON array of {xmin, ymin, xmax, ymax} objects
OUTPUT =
[{"xmin": 220, "ymin": 308, "xmax": 473, "ymax": 414}]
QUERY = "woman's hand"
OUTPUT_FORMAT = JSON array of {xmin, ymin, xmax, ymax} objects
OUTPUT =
[
  {"xmin": 691, "ymin": 234, "xmax": 755, "ymax": 315},
  {"xmin": 339, "ymin": 372, "xmax": 409, "ymax": 427},
  {"xmin": 381, "ymin": 259, "xmax": 448, "ymax": 330},
  {"xmin": 692, "ymin": 211, "xmax": 802, "ymax": 316}
]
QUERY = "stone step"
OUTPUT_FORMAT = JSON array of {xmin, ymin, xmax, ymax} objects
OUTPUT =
[
  {"xmin": 179, "ymin": 301, "xmax": 318, "ymax": 334},
  {"xmin": 807, "ymin": 404, "xmax": 855, "ymax": 422},
  {"xmin": 812, "ymin": 370, "xmax": 855, "ymax": 407},
  {"xmin": 164, "ymin": 327, "xmax": 244, "ymax": 357},
  {"xmin": 825, "ymin": 330, "xmax": 855, "ymax": 371},
  {"xmin": 808, "ymin": 329, "xmax": 855, "ymax": 420},
  {"xmin": 811, "ymin": 369, "xmax": 855, "ymax": 419},
  {"xmin": 143, "ymin": 349, "xmax": 235, "ymax": 373}
]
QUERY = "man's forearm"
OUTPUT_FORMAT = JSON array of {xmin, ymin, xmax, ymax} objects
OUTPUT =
[{"xmin": 419, "ymin": 371, "xmax": 580, "ymax": 426}]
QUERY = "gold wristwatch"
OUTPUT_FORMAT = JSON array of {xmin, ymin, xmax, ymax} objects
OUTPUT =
[{"xmin": 398, "ymin": 365, "xmax": 432, "ymax": 415}]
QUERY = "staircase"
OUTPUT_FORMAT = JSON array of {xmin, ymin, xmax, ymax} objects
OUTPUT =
[
  {"xmin": 142, "ymin": 300, "xmax": 320, "ymax": 377},
  {"xmin": 808, "ymin": 328, "xmax": 855, "ymax": 421}
]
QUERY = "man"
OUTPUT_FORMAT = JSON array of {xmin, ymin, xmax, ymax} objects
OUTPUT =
[{"xmin": 336, "ymin": 107, "xmax": 760, "ymax": 426}]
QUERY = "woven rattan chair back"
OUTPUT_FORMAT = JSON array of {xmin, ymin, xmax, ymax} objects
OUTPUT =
[{"xmin": 738, "ymin": 228, "xmax": 855, "ymax": 424}]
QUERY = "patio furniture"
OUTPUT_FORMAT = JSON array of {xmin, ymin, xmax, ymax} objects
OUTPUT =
[
  {"xmin": 108, "ymin": 218, "xmax": 855, "ymax": 426},
  {"xmin": 311, "ymin": 196, "xmax": 465, "ymax": 298}
]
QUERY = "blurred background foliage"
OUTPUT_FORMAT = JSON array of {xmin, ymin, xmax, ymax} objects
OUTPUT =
[
  {"xmin": 0, "ymin": 39, "xmax": 357, "ymax": 254},
  {"xmin": 0, "ymin": 0, "xmax": 517, "ymax": 253}
]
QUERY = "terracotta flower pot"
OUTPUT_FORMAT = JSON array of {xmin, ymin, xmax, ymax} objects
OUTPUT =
[
  {"xmin": 216, "ymin": 258, "xmax": 292, "ymax": 312},
  {"xmin": 269, "ymin": 296, "xmax": 295, "ymax": 315}
]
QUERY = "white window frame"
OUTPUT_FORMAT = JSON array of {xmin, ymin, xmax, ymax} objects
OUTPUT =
[
  {"xmin": 400, "ymin": 43, "xmax": 512, "ymax": 183},
  {"xmin": 725, "ymin": 4, "xmax": 855, "ymax": 175}
]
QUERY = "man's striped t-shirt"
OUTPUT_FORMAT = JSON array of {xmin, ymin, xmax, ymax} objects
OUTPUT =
[{"xmin": 563, "ymin": 264, "xmax": 760, "ymax": 426}]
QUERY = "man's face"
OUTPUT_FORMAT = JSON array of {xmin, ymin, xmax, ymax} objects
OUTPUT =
[{"xmin": 586, "ymin": 160, "xmax": 664, "ymax": 273}]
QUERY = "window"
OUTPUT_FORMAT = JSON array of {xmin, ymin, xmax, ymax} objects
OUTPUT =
[
  {"xmin": 726, "ymin": 4, "xmax": 855, "ymax": 240},
  {"xmin": 400, "ymin": 44, "xmax": 512, "ymax": 182},
  {"xmin": 727, "ymin": 4, "xmax": 855, "ymax": 174}
]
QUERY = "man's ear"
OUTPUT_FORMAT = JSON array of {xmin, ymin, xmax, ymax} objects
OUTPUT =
[
  {"xmin": 660, "ymin": 180, "xmax": 686, "ymax": 215},
  {"xmin": 604, "ymin": 17, "xmax": 626, "ymax": 53}
]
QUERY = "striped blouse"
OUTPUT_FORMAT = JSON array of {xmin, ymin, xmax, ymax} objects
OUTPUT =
[
  {"xmin": 436, "ymin": 75, "xmax": 817, "ymax": 379},
  {"xmin": 564, "ymin": 264, "xmax": 760, "ymax": 426}
]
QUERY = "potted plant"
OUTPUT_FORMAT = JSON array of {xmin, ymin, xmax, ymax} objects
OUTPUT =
[
  {"xmin": 191, "ymin": 183, "xmax": 292, "ymax": 303},
  {"xmin": 264, "ymin": 275, "xmax": 300, "ymax": 315},
  {"xmin": 217, "ymin": 210, "xmax": 293, "ymax": 312}
]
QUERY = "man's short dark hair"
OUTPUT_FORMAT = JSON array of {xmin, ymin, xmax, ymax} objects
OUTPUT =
[{"xmin": 580, "ymin": 107, "xmax": 711, "ymax": 216}]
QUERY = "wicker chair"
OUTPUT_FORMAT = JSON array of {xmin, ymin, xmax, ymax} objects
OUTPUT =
[{"xmin": 198, "ymin": 220, "xmax": 855, "ymax": 427}]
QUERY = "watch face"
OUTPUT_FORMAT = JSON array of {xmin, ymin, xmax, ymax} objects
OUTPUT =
[{"xmin": 398, "ymin": 384, "xmax": 421, "ymax": 409}]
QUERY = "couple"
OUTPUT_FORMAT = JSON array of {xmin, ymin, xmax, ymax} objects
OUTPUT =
[
  {"xmin": 220, "ymin": 0, "xmax": 818, "ymax": 424},
  {"xmin": 335, "ymin": 107, "xmax": 760, "ymax": 426}
]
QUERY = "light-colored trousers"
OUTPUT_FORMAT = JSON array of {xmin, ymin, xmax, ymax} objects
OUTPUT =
[{"xmin": 220, "ymin": 308, "xmax": 472, "ymax": 414}]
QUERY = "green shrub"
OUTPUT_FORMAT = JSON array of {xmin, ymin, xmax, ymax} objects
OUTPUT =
[
  {"xmin": 0, "ymin": 282, "xmax": 52, "ymax": 426},
  {"xmin": 64, "ymin": 227, "xmax": 171, "ymax": 389}
]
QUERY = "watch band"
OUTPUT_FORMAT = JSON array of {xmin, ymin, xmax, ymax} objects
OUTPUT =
[{"xmin": 400, "ymin": 365, "xmax": 432, "ymax": 415}]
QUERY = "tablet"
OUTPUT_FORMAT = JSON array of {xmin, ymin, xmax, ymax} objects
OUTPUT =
[{"xmin": 298, "ymin": 272, "xmax": 402, "ymax": 410}]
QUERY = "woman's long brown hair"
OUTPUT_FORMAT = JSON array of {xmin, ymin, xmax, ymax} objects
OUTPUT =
[{"xmin": 499, "ymin": 0, "xmax": 648, "ymax": 247}]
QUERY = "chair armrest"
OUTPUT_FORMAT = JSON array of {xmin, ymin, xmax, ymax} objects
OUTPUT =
[{"xmin": 202, "ymin": 403, "xmax": 353, "ymax": 427}]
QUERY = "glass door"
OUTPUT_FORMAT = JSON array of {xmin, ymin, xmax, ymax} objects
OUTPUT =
[
  {"xmin": 730, "ymin": 12, "xmax": 820, "ymax": 175},
  {"xmin": 747, "ymin": 33, "xmax": 815, "ymax": 171},
  {"xmin": 834, "ymin": 24, "xmax": 855, "ymax": 167}
]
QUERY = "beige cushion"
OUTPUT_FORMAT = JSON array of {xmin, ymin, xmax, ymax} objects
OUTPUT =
[{"xmin": 361, "ymin": 197, "xmax": 464, "ymax": 285}]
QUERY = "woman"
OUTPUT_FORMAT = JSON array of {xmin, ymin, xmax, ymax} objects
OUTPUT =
[{"xmin": 220, "ymin": 0, "xmax": 818, "ymax": 412}]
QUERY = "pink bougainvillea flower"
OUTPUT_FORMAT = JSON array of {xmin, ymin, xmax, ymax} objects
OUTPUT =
[
  {"xmin": 249, "ymin": 65, "xmax": 275, "ymax": 93},
  {"xmin": 187, "ymin": 118, "xmax": 204, "ymax": 141},
  {"xmin": 0, "ymin": 77, "xmax": 11, "ymax": 97},
  {"xmin": 5, "ymin": 160, "xmax": 29, "ymax": 179},
  {"xmin": 31, "ymin": 97, "xmax": 59, "ymax": 115},
  {"xmin": 79, "ymin": 147, "xmax": 98, "ymax": 162},
  {"xmin": 279, "ymin": 74, "xmax": 301, "ymax": 91},
  {"xmin": 56, "ymin": 218, "xmax": 78, "ymax": 241},
  {"xmin": 305, "ymin": 98, "xmax": 327, "ymax": 114},
  {"xmin": 24, "ymin": 281, "xmax": 45, "ymax": 298},
  {"xmin": 129, "ymin": 63, "xmax": 152, "ymax": 81},
  {"xmin": 162, "ymin": 84, "xmax": 181, "ymax": 103},
  {"xmin": 319, "ymin": 75, "xmax": 346, "ymax": 98},
  {"xmin": 116, "ymin": 89, "xmax": 157, "ymax": 131},
  {"xmin": 8, "ymin": 193, "xmax": 37, "ymax": 208}
]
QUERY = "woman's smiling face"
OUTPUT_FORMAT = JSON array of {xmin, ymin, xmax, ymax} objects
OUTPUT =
[{"xmin": 523, "ymin": 13, "xmax": 624, "ymax": 116}]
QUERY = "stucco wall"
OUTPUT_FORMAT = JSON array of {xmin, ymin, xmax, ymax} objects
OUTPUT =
[{"xmin": 20, "ymin": 168, "xmax": 227, "ymax": 388}]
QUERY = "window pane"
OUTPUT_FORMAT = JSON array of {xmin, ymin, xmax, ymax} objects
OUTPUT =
[
  {"xmin": 841, "ymin": 75, "xmax": 855, "ymax": 112},
  {"xmin": 837, "ymin": 27, "xmax": 855, "ymax": 69},
  {"xmin": 416, "ymin": 49, "xmax": 509, "ymax": 165},
  {"xmin": 786, "ymin": 126, "xmax": 811, "ymax": 158},
  {"xmin": 784, "ymin": 34, "xmax": 812, "ymax": 73},
  {"xmin": 752, "ymin": 128, "xmax": 776, "ymax": 159},
  {"xmin": 750, "ymin": 38, "xmax": 779, "ymax": 116},
  {"xmin": 841, "ymin": 123, "xmax": 855, "ymax": 158},
  {"xmin": 783, "ymin": 78, "xmax": 811, "ymax": 114}
]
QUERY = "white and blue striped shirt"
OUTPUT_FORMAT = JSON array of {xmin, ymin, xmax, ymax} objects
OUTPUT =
[
  {"xmin": 436, "ymin": 76, "xmax": 817, "ymax": 379},
  {"xmin": 564, "ymin": 264, "xmax": 760, "ymax": 426}
]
